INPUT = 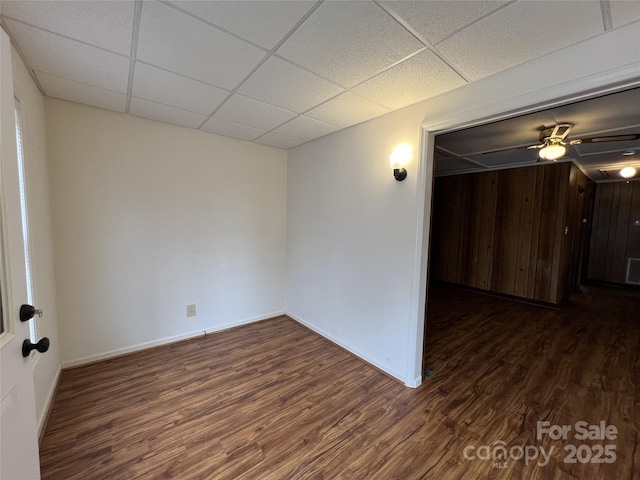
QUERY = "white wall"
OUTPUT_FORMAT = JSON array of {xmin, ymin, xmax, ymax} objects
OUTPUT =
[
  {"xmin": 287, "ymin": 102, "xmax": 428, "ymax": 382},
  {"xmin": 45, "ymin": 100, "xmax": 287, "ymax": 366},
  {"xmin": 287, "ymin": 21, "xmax": 640, "ymax": 386},
  {"xmin": 11, "ymin": 45, "xmax": 61, "ymax": 434}
]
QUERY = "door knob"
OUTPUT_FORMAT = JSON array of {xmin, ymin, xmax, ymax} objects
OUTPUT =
[
  {"xmin": 20, "ymin": 304, "xmax": 43, "ymax": 322},
  {"xmin": 22, "ymin": 337, "xmax": 50, "ymax": 357}
]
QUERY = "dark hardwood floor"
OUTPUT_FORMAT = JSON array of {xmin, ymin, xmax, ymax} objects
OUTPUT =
[{"xmin": 40, "ymin": 284, "xmax": 640, "ymax": 479}]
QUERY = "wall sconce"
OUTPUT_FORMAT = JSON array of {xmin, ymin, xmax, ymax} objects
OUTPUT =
[{"xmin": 390, "ymin": 144, "xmax": 411, "ymax": 181}]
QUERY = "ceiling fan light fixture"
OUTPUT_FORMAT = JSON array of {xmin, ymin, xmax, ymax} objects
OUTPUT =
[
  {"xmin": 538, "ymin": 143, "xmax": 566, "ymax": 161},
  {"xmin": 620, "ymin": 166, "xmax": 637, "ymax": 178}
]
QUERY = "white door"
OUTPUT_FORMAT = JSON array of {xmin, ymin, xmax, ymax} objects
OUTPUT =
[{"xmin": 0, "ymin": 28, "xmax": 41, "ymax": 479}]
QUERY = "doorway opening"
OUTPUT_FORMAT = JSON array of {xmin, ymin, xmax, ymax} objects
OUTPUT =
[{"xmin": 418, "ymin": 79, "xmax": 640, "ymax": 382}]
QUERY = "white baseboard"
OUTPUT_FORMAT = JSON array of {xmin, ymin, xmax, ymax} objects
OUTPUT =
[
  {"xmin": 203, "ymin": 310, "xmax": 285, "ymax": 335},
  {"xmin": 61, "ymin": 310, "xmax": 286, "ymax": 369},
  {"xmin": 38, "ymin": 364, "xmax": 61, "ymax": 437},
  {"xmin": 286, "ymin": 312, "xmax": 407, "ymax": 385},
  {"xmin": 61, "ymin": 329, "xmax": 207, "ymax": 368},
  {"xmin": 58, "ymin": 310, "xmax": 411, "ymax": 386},
  {"xmin": 405, "ymin": 375, "xmax": 424, "ymax": 389}
]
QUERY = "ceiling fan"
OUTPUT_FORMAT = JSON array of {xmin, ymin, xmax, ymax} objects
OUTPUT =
[{"xmin": 528, "ymin": 123, "xmax": 640, "ymax": 161}]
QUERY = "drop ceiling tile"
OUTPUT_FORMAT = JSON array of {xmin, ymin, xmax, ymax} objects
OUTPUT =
[
  {"xmin": 277, "ymin": 1, "xmax": 424, "ymax": 87},
  {"xmin": 129, "ymin": 97, "xmax": 207, "ymax": 129},
  {"xmin": 254, "ymin": 132, "xmax": 305, "ymax": 150},
  {"xmin": 36, "ymin": 71, "xmax": 126, "ymax": 113},
  {"xmin": 132, "ymin": 62, "xmax": 229, "ymax": 115},
  {"xmin": 305, "ymin": 92, "xmax": 390, "ymax": 129},
  {"xmin": 437, "ymin": 1, "xmax": 604, "ymax": 81},
  {"xmin": 0, "ymin": 0, "xmax": 135, "ymax": 55},
  {"xmin": 352, "ymin": 50, "xmax": 466, "ymax": 110},
  {"xmin": 610, "ymin": 1, "xmax": 640, "ymax": 28},
  {"xmin": 273, "ymin": 115, "xmax": 340, "ymax": 141},
  {"xmin": 238, "ymin": 57, "xmax": 343, "ymax": 113},
  {"xmin": 213, "ymin": 94, "xmax": 296, "ymax": 131},
  {"xmin": 165, "ymin": 0, "xmax": 316, "ymax": 49},
  {"xmin": 136, "ymin": 1, "xmax": 266, "ymax": 90},
  {"xmin": 380, "ymin": 0, "xmax": 509, "ymax": 45},
  {"xmin": 200, "ymin": 117, "xmax": 264, "ymax": 141},
  {"xmin": 3, "ymin": 18, "xmax": 130, "ymax": 92}
]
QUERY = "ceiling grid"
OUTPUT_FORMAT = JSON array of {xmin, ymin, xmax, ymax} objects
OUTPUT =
[{"xmin": 0, "ymin": 0, "xmax": 638, "ymax": 168}]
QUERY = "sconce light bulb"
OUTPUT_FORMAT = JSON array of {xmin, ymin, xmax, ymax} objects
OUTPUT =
[{"xmin": 390, "ymin": 144, "xmax": 412, "ymax": 169}]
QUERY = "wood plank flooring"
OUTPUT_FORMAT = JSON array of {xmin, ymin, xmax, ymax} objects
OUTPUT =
[{"xmin": 40, "ymin": 284, "xmax": 640, "ymax": 479}]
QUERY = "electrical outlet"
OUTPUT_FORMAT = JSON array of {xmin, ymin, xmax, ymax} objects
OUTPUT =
[{"xmin": 186, "ymin": 304, "xmax": 196, "ymax": 317}]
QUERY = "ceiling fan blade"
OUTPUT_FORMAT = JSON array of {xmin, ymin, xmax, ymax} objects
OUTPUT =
[{"xmin": 572, "ymin": 133, "xmax": 640, "ymax": 144}]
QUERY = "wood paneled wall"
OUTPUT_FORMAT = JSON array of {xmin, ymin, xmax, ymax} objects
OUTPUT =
[
  {"xmin": 587, "ymin": 181, "xmax": 640, "ymax": 285},
  {"xmin": 430, "ymin": 162, "xmax": 593, "ymax": 304}
]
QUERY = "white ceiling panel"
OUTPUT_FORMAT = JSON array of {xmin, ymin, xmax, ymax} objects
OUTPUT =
[
  {"xmin": 165, "ymin": 0, "xmax": 316, "ymax": 49},
  {"xmin": 276, "ymin": 1, "xmax": 424, "ymax": 87},
  {"xmin": 577, "ymin": 151, "xmax": 640, "ymax": 169},
  {"xmin": 438, "ymin": 116, "xmax": 557, "ymax": 156},
  {"xmin": 136, "ymin": 1, "xmax": 266, "ymax": 90},
  {"xmin": 36, "ymin": 71, "xmax": 126, "ymax": 113},
  {"xmin": 436, "ymin": 1, "xmax": 604, "ymax": 81},
  {"xmin": 352, "ymin": 50, "xmax": 466, "ymax": 110},
  {"xmin": 0, "ymin": 0, "xmax": 135, "ymax": 55},
  {"xmin": 213, "ymin": 94, "xmax": 296, "ymax": 131},
  {"xmin": 132, "ymin": 62, "xmax": 229, "ymax": 115},
  {"xmin": 544, "ymin": 91, "xmax": 640, "ymax": 137},
  {"xmin": 200, "ymin": 117, "xmax": 264, "ymax": 141},
  {"xmin": 238, "ymin": 56, "xmax": 343, "ymax": 113},
  {"xmin": 129, "ymin": 97, "xmax": 207, "ymax": 129},
  {"xmin": 466, "ymin": 149, "xmax": 541, "ymax": 167},
  {"xmin": 305, "ymin": 92, "xmax": 390, "ymax": 129},
  {"xmin": 435, "ymin": 157, "xmax": 482, "ymax": 174},
  {"xmin": 273, "ymin": 115, "xmax": 339, "ymax": 142},
  {"xmin": 2, "ymin": 0, "xmax": 635, "ymax": 164},
  {"xmin": 573, "ymin": 139, "xmax": 640, "ymax": 157},
  {"xmin": 380, "ymin": 0, "xmax": 510, "ymax": 45},
  {"xmin": 3, "ymin": 18, "xmax": 130, "ymax": 92},
  {"xmin": 610, "ymin": 1, "xmax": 640, "ymax": 28},
  {"xmin": 254, "ymin": 132, "xmax": 305, "ymax": 150}
]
